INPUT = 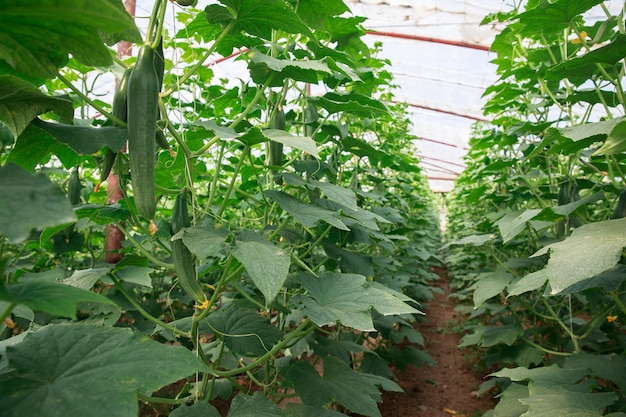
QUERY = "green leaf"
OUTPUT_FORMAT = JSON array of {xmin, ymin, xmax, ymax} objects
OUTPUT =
[
  {"xmin": 31, "ymin": 118, "xmax": 127, "ymax": 155},
  {"xmin": 0, "ymin": 280, "xmax": 118, "ymax": 319},
  {"xmin": 207, "ymin": 0, "xmax": 314, "ymax": 40},
  {"xmin": 532, "ymin": 218, "xmax": 626, "ymax": 295},
  {"xmin": 548, "ymin": 191, "xmax": 604, "ymax": 217},
  {"xmin": 519, "ymin": 388, "xmax": 617, "ymax": 417},
  {"xmin": 459, "ymin": 323, "xmax": 523, "ymax": 348},
  {"xmin": 0, "ymin": 163, "xmax": 76, "ymax": 243},
  {"xmin": 75, "ymin": 203, "xmax": 131, "ymax": 225},
  {"xmin": 231, "ymin": 229, "xmax": 290, "ymax": 304},
  {"xmin": 0, "ymin": 0, "xmax": 140, "ymax": 78},
  {"xmin": 514, "ymin": 0, "xmax": 604, "ymax": 37},
  {"xmin": 62, "ymin": 268, "xmax": 111, "ymax": 290},
  {"xmin": 550, "ymin": 34, "xmax": 626, "ymax": 85},
  {"xmin": 495, "ymin": 209, "xmax": 542, "ymax": 243},
  {"xmin": 0, "ymin": 324, "xmax": 208, "ymax": 417},
  {"xmin": 0, "ymin": 75, "xmax": 73, "ymax": 138},
  {"xmin": 264, "ymin": 190, "xmax": 350, "ymax": 231},
  {"xmin": 507, "ymin": 270, "xmax": 548, "ymax": 297},
  {"xmin": 248, "ymin": 51, "xmax": 331, "ymax": 86},
  {"xmin": 284, "ymin": 403, "xmax": 347, "ymax": 417},
  {"xmin": 116, "ymin": 265, "xmax": 153, "ymax": 288},
  {"xmin": 206, "ymin": 304, "xmax": 283, "ymax": 357},
  {"xmin": 310, "ymin": 92, "xmax": 389, "ymax": 117},
  {"xmin": 285, "ymin": 356, "xmax": 383, "ymax": 417},
  {"xmin": 264, "ymin": 129, "xmax": 319, "ymax": 158},
  {"xmin": 565, "ymin": 352, "xmax": 626, "ymax": 392},
  {"xmin": 7, "ymin": 123, "xmax": 80, "ymax": 169},
  {"xmin": 309, "ymin": 180, "xmax": 357, "ymax": 211},
  {"xmin": 493, "ymin": 383, "xmax": 529, "ymax": 417},
  {"xmin": 294, "ymin": 0, "xmax": 349, "ymax": 31},
  {"xmin": 490, "ymin": 364, "xmax": 588, "ymax": 386},
  {"xmin": 227, "ymin": 392, "xmax": 286, "ymax": 417},
  {"xmin": 295, "ymin": 272, "xmax": 420, "ymax": 332},
  {"xmin": 594, "ymin": 119, "xmax": 626, "ymax": 155},
  {"xmin": 440, "ymin": 233, "xmax": 495, "ymax": 249},
  {"xmin": 170, "ymin": 402, "xmax": 221, "ymax": 417},
  {"xmin": 178, "ymin": 224, "xmax": 229, "ymax": 260},
  {"xmin": 471, "ymin": 267, "xmax": 515, "ymax": 307},
  {"xmin": 557, "ymin": 117, "xmax": 626, "ymax": 143}
]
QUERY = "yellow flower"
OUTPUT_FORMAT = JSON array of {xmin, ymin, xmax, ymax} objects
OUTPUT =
[
  {"xmin": 571, "ymin": 31, "xmax": 588, "ymax": 45},
  {"xmin": 607, "ymin": 315, "xmax": 618, "ymax": 323}
]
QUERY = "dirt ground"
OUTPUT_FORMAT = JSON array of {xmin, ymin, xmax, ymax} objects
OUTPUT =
[{"xmin": 378, "ymin": 268, "xmax": 496, "ymax": 417}]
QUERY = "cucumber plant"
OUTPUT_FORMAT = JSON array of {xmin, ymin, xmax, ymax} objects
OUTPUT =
[
  {"xmin": 446, "ymin": 2, "xmax": 626, "ymax": 416},
  {"xmin": 0, "ymin": 1, "xmax": 442, "ymax": 416}
]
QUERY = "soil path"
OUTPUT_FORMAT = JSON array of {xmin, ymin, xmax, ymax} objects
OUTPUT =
[{"xmin": 380, "ymin": 267, "xmax": 495, "ymax": 417}]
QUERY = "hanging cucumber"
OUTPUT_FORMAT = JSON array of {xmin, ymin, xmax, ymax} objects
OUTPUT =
[
  {"xmin": 100, "ymin": 67, "xmax": 131, "ymax": 183},
  {"xmin": 304, "ymin": 100, "xmax": 318, "ymax": 137},
  {"xmin": 170, "ymin": 191, "xmax": 207, "ymax": 305},
  {"xmin": 269, "ymin": 104, "xmax": 286, "ymax": 168},
  {"xmin": 68, "ymin": 167, "xmax": 82, "ymax": 206},
  {"xmin": 127, "ymin": 45, "xmax": 159, "ymax": 220},
  {"xmin": 612, "ymin": 190, "xmax": 626, "ymax": 219}
]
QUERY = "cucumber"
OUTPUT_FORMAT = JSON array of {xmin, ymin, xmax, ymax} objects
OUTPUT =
[
  {"xmin": 170, "ymin": 191, "xmax": 206, "ymax": 304},
  {"xmin": 100, "ymin": 67, "xmax": 131, "ymax": 182},
  {"xmin": 127, "ymin": 45, "xmax": 159, "ymax": 220}
]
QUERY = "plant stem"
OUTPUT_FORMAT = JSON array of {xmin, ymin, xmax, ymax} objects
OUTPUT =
[
  {"xmin": 209, "ymin": 318, "xmax": 314, "ymax": 378},
  {"xmin": 57, "ymin": 73, "xmax": 125, "ymax": 125},
  {"xmin": 109, "ymin": 274, "xmax": 189, "ymax": 337},
  {"xmin": 116, "ymin": 224, "xmax": 174, "ymax": 269},
  {"xmin": 137, "ymin": 392, "xmax": 194, "ymax": 405}
]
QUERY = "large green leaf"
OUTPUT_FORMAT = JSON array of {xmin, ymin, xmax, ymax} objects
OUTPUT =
[
  {"xmin": 294, "ymin": 0, "xmax": 349, "ymax": 31},
  {"xmin": 565, "ymin": 352, "xmax": 626, "ymax": 392},
  {"xmin": 31, "ymin": 118, "xmax": 127, "ymax": 155},
  {"xmin": 519, "ymin": 388, "xmax": 617, "ymax": 417},
  {"xmin": 248, "ymin": 51, "xmax": 331, "ymax": 86},
  {"xmin": 0, "ymin": 324, "xmax": 208, "ymax": 417},
  {"xmin": 7, "ymin": 123, "xmax": 80, "ymax": 169},
  {"xmin": 440, "ymin": 233, "xmax": 494, "ymax": 249},
  {"xmin": 227, "ymin": 392, "xmax": 286, "ymax": 417},
  {"xmin": 514, "ymin": 0, "xmax": 604, "ymax": 37},
  {"xmin": 310, "ymin": 92, "xmax": 389, "ymax": 117},
  {"xmin": 206, "ymin": 304, "xmax": 283, "ymax": 357},
  {"xmin": 285, "ymin": 356, "xmax": 383, "ymax": 417},
  {"xmin": 594, "ymin": 119, "xmax": 626, "ymax": 155},
  {"xmin": 0, "ymin": 0, "xmax": 140, "ymax": 78},
  {"xmin": 471, "ymin": 267, "xmax": 515, "ymax": 307},
  {"xmin": 231, "ymin": 229, "xmax": 291, "ymax": 304},
  {"xmin": 170, "ymin": 402, "xmax": 221, "ymax": 417},
  {"xmin": 295, "ymin": 272, "xmax": 420, "ymax": 332},
  {"xmin": 0, "ymin": 75, "xmax": 73, "ymax": 138},
  {"xmin": 490, "ymin": 364, "xmax": 588, "ymax": 386},
  {"xmin": 309, "ymin": 180, "xmax": 357, "ymax": 211},
  {"xmin": 507, "ymin": 270, "xmax": 547, "ymax": 297},
  {"xmin": 284, "ymin": 403, "xmax": 347, "ymax": 417},
  {"xmin": 264, "ymin": 190, "xmax": 350, "ymax": 231},
  {"xmin": 532, "ymin": 218, "xmax": 626, "ymax": 295},
  {"xmin": 0, "ymin": 280, "xmax": 118, "ymax": 319},
  {"xmin": 178, "ymin": 224, "xmax": 229, "ymax": 260},
  {"xmin": 459, "ymin": 323, "xmax": 523, "ymax": 348},
  {"xmin": 264, "ymin": 129, "xmax": 319, "ymax": 158},
  {"xmin": 495, "ymin": 209, "xmax": 542, "ymax": 243},
  {"xmin": 206, "ymin": 0, "xmax": 314, "ymax": 40},
  {"xmin": 0, "ymin": 163, "xmax": 76, "ymax": 243}
]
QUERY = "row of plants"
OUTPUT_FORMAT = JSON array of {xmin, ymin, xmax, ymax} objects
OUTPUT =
[
  {"xmin": 0, "ymin": 1, "xmax": 442, "ymax": 416},
  {"xmin": 446, "ymin": 1, "xmax": 626, "ymax": 416}
]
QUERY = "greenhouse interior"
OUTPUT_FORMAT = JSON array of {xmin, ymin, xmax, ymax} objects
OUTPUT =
[{"xmin": 1, "ymin": 1, "xmax": 626, "ymax": 416}]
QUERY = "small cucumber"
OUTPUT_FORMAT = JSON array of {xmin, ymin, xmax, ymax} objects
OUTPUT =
[
  {"xmin": 170, "ymin": 191, "xmax": 206, "ymax": 305},
  {"xmin": 68, "ymin": 167, "xmax": 82, "ymax": 205},
  {"xmin": 127, "ymin": 45, "xmax": 159, "ymax": 220}
]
